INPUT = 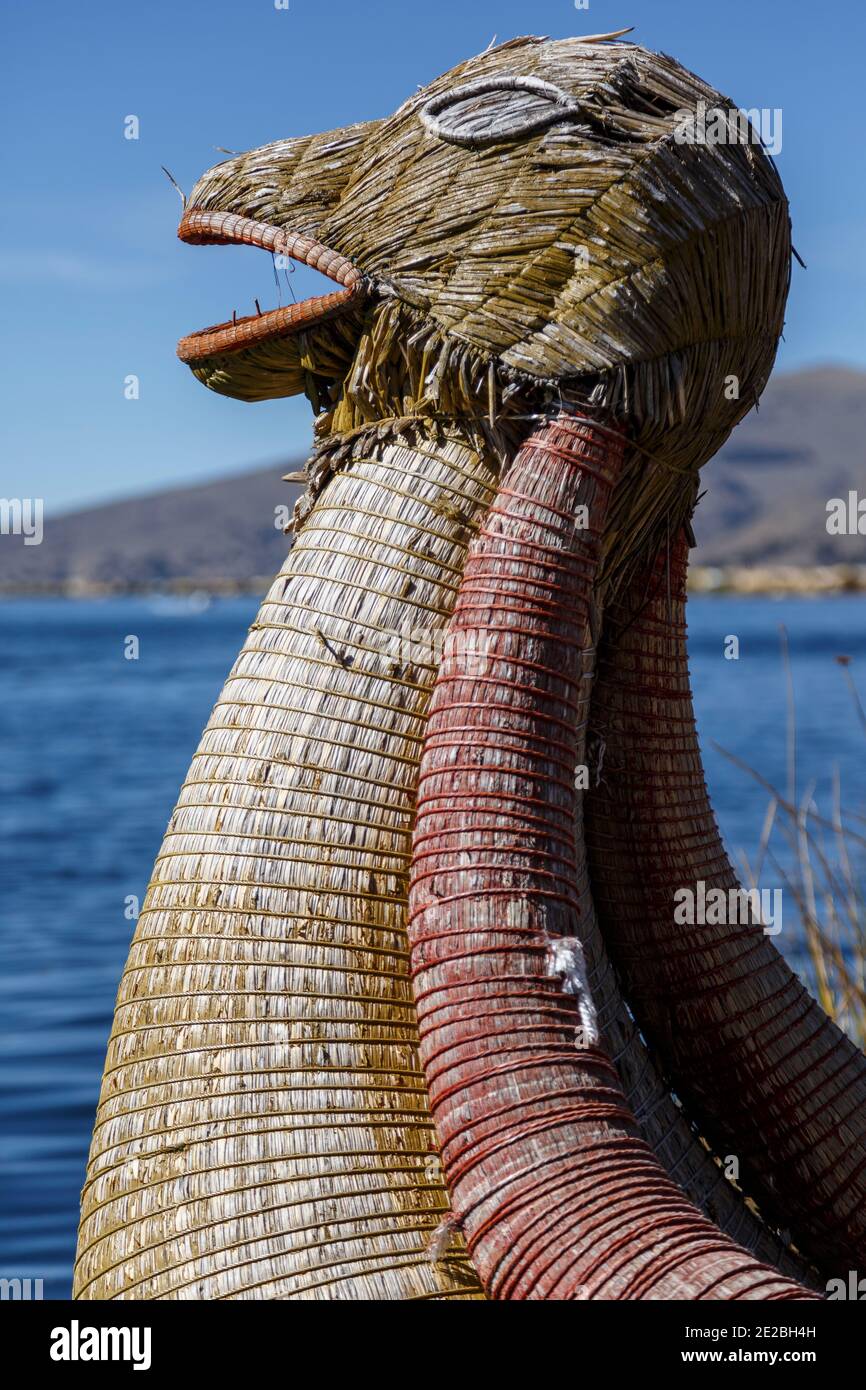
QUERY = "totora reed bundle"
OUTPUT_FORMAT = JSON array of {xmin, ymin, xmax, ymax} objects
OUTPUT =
[{"xmin": 75, "ymin": 33, "xmax": 857, "ymax": 1299}]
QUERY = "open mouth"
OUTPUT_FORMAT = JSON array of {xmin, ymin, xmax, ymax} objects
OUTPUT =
[{"xmin": 176, "ymin": 210, "xmax": 365, "ymax": 364}]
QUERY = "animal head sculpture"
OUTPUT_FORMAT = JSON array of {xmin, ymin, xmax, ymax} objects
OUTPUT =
[
  {"xmin": 177, "ymin": 32, "xmax": 790, "ymax": 577},
  {"xmin": 76, "ymin": 34, "xmax": 866, "ymax": 1303}
]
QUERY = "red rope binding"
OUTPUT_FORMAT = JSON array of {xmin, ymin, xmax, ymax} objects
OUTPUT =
[
  {"xmin": 407, "ymin": 414, "xmax": 818, "ymax": 1300},
  {"xmin": 585, "ymin": 530, "xmax": 866, "ymax": 1272}
]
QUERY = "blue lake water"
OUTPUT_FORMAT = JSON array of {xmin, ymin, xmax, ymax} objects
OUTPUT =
[{"xmin": 1, "ymin": 594, "xmax": 864, "ymax": 1297}]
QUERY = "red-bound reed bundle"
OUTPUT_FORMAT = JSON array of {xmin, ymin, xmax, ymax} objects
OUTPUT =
[
  {"xmin": 585, "ymin": 534, "xmax": 866, "ymax": 1272},
  {"xmin": 407, "ymin": 415, "xmax": 816, "ymax": 1299}
]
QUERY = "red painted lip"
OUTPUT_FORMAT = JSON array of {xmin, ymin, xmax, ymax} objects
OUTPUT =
[{"xmin": 176, "ymin": 210, "xmax": 365, "ymax": 363}]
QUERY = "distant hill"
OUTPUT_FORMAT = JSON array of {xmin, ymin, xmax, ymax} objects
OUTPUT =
[
  {"xmin": 1, "ymin": 367, "xmax": 864, "ymax": 594},
  {"xmin": 0, "ymin": 466, "xmax": 302, "ymax": 595},
  {"xmin": 693, "ymin": 367, "xmax": 866, "ymax": 566}
]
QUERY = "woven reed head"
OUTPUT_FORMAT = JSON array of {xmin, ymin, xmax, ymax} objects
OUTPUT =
[{"xmin": 179, "ymin": 33, "xmax": 791, "ymax": 572}]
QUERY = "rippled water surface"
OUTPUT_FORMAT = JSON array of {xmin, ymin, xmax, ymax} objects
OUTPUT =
[{"xmin": 1, "ymin": 594, "xmax": 864, "ymax": 1296}]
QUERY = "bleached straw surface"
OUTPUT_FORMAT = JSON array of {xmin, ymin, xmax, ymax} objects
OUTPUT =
[
  {"xmin": 74, "ymin": 427, "xmax": 497, "ymax": 1299},
  {"xmin": 184, "ymin": 36, "xmax": 791, "ymax": 595},
  {"xmin": 75, "ymin": 32, "xmax": 802, "ymax": 1298}
]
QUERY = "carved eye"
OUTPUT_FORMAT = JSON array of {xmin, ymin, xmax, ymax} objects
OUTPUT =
[{"xmin": 419, "ymin": 76, "xmax": 582, "ymax": 147}]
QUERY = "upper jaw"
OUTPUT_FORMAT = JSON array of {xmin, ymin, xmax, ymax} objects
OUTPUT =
[{"xmin": 175, "ymin": 209, "xmax": 367, "ymax": 364}]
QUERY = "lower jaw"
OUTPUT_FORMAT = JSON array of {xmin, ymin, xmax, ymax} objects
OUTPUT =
[
  {"xmin": 176, "ymin": 288, "xmax": 363, "ymax": 366},
  {"xmin": 179, "ymin": 304, "xmax": 366, "ymax": 405}
]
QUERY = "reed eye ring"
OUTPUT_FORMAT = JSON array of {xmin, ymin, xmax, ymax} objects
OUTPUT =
[{"xmin": 419, "ymin": 75, "xmax": 582, "ymax": 147}]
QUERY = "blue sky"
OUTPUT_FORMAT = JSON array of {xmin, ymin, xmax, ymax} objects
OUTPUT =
[{"xmin": 4, "ymin": 0, "xmax": 865, "ymax": 513}]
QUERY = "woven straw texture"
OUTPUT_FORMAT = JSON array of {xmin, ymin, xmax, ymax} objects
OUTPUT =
[
  {"xmin": 74, "ymin": 427, "xmax": 497, "ymax": 1299},
  {"xmin": 73, "ymin": 33, "xmax": 835, "ymax": 1299},
  {"xmin": 585, "ymin": 535, "xmax": 866, "ymax": 1274},
  {"xmin": 406, "ymin": 414, "xmax": 813, "ymax": 1299},
  {"xmin": 574, "ymin": 668, "xmax": 816, "ymax": 1286},
  {"xmin": 183, "ymin": 35, "xmax": 791, "ymax": 596}
]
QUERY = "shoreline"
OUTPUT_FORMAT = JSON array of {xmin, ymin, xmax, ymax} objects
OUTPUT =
[
  {"xmin": 689, "ymin": 564, "xmax": 866, "ymax": 595},
  {"xmin": 2, "ymin": 566, "xmax": 866, "ymax": 600}
]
